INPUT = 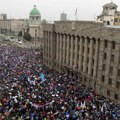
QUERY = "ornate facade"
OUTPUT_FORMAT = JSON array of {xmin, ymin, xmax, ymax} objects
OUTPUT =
[
  {"xmin": 97, "ymin": 2, "xmax": 120, "ymax": 26},
  {"xmin": 43, "ymin": 21, "xmax": 120, "ymax": 103}
]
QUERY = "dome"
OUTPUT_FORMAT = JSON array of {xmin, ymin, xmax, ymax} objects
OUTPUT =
[{"xmin": 30, "ymin": 5, "xmax": 40, "ymax": 16}]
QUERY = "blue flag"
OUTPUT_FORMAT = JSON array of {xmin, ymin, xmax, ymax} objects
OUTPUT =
[{"xmin": 40, "ymin": 73, "xmax": 45, "ymax": 81}]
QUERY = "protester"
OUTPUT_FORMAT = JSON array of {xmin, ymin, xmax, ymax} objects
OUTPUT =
[{"xmin": 0, "ymin": 45, "xmax": 119, "ymax": 120}]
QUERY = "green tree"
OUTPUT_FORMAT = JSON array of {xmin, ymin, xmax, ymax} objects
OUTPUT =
[
  {"xmin": 18, "ymin": 31, "xmax": 22, "ymax": 36},
  {"xmin": 23, "ymin": 32, "xmax": 32, "ymax": 41}
]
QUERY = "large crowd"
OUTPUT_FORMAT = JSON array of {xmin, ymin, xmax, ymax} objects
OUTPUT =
[{"xmin": 0, "ymin": 45, "xmax": 119, "ymax": 120}]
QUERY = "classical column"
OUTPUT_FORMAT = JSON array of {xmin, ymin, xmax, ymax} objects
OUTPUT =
[
  {"xmin": 113, "ymin": 43, "xmax": 119, "ymax": 80},
  {"xmin": 43, "ymin": 31, "xmax": 46, "ymax": 61},
  {"xmin": 83, "ymin": 38, "xmax": 88, "ymax": 73},
  {"xmin": 88, "ymin": 38, "xmax": 93, "ymax": 75},
  {"xmin": 78, "ymin": 37, "xmax": 82, "ymax": 71},
  {"xmin": 70, "ymin": 36, "xmax": 74, "ymax": 67},
  {"xmin": 64, "ymin": 35, "xmax": 67, "ymax": 65},
  {"xmin": 56, "ymin": 34, "xmax": 59, "ymax": 61},
  {"xmin": 93, "ymin": 39, "xmax": 99, "ymax": 78},
  {"xmin": 62, "ymin": 35, "xmax": 66, "ymax": 65},
  {"xmin": 105, "ymin": 41, "xmax": 112, "ymax": 85},
  {"xmin": 48, "ymin": 32, "xmax": 50, "ymax": 61},
  {"xmin": 74, "ymin": 36, "xmax": 78, "ymax": 70},
  {"xmin": 59, "ymin": 34, "xmax": 62, "ymax": 63},
  {"xmin": 66, "ymin": 35, "xmax": 70, "ymax": 65},
  {"xmin": 97, "ymin": 40, "xmax": 104, "ymax": 84}
]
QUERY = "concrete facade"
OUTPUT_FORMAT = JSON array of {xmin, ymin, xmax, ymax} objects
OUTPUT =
[
  {"xmin": 43, "ymin": 21, "xmax": 120, "ymax": 103},
  {"xmin": 0, "ymin": 18, "xmax": 24, "ymax": 35}
]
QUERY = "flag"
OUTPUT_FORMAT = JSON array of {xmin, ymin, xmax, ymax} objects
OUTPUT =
[
  {"xmin": 40, "ymin": 73, "xmax": 45, "ymax": 81},
  {"xmin": 75, "ymin": 8, "xmax": 77, "ymax": 16}
]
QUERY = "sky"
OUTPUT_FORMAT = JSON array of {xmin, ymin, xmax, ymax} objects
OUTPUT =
[{"xmin": 0, "ymin": 0, "xmax": 120, "ymax": 21}]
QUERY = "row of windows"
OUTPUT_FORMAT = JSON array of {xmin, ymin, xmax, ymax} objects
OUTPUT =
[
  {"xmin": 103, "ymin": 53, "xmax": 115, "ymax": 61},
  {"xmin": 107, "ymin": 90, "xmax": 119, "ymax": 100},
  {"xmin": 102, "ymin": 76, "xmax": 120, "ymax": 88}
]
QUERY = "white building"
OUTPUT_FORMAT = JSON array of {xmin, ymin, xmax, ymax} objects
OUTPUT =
[
  {"xmin": 97, "ymin": 2, "xmax": 120, "ymax": 26},
  {"xmin": 23, "ymin": 5, "xmax": 43, "ymax": 39}
]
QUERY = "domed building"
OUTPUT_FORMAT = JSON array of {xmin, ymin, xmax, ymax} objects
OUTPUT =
[
  {"xmin": 29, "ymin": 5, "xmax": 41, "ymax": 25},
  {"xmin": 22, "ymin": 5, "xmax": 43, "ymax": 45}
]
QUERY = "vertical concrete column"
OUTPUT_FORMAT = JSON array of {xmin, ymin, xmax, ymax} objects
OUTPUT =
[
  {"xmin": 64, "ymin": 35, "xmax": 67, "ymax": 64},
  {"xmin": 93, "ymin": 39, "xmax": 99, "ymax": 78},
  {"xmin": 48, "ymin": 32, "xmax": 50, "ymax": 60},
  {"xmin": 61, "ymin": 35, "xmax": 63, "ymax": 64},
  {"xmin": 74, "ymin": 36, "xmax": 78, "ymax": 69},
  {"xmin": 78, "ymin": 37, "xmax": 83, "ymax": 71},
  {"xmin": 58, "ymin": 34, "xmax": 60, "ymax": 63},
  {"xmin": 83, "ymin": 38, "xmax": 88, "ymax": 73},
  {"xmin": 62, "ymin": 35, "xmax": 66, "ymax": 65},
  {"xmin": 43, "ymin": 31, "xmax": 45, "ymax": 61},
  {"xmin": 56, "ymin": 34, "xmax": 59, "ymax": 61},
  {"xmin": 88, "ymin": 38, "xmax": 93, "ymax": 75},
  {"xmin": 66, "ymin": 35, "xmax": 70, "ymax": 65},
  {"xmin": 112, "ymin": 43, "xmax": 119, "ymax": 91},
  {"xmin": 113, "ymin": 43, "xmax": 119, "ymax": 80},
  {"xmin": 97, "ymin": 40, "xmax": 105, "ymax": 85},
  {"xmin": 70, "ymin": 36, "xmax": 74, "ymax": 67},
  {"xmin": 105, "ymin": 41, "xmax": 112, "ymax": 85},
  {"xmin": 59, "ymin": 34, "xmax": 62, "ymax": 63}
]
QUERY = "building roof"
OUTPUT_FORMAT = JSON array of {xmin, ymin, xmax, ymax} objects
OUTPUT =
[
  {"xmin": 103, "ymin": 2, "xmax": 118, "ymax": 8},
  {"xmin": 30, "ymin": 5, "xmax": 40, "ymax": 16}
]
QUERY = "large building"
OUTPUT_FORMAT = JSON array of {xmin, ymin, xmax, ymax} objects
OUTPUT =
[
  {"xmin": 97, "ymin": 2, "xmax": 120, "ymax": 26},
  {"xmin": 22, "ymin": 5, "xmax": 43, "ymax": 46},
  {"xmin": 43, "ymin": 21, "xmax": 120, "ymax": 103},
  {"xmin": 0, "ymin": 13, "xmax": 24, "ymax": 35}
]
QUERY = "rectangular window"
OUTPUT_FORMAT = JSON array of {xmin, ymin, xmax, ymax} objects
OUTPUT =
[
  {"xmin": 86, "ymin": 67, "xmax": 88, "ymax": 73},
  {"xmin": 116, "ymin": 81, "xmax": 120, "ymax": 89},
  {"xmin": 92, "ymin": 69, "xmax": 94, "ymax": 76},
  {"xmin": 107, "ymin": 90, "xmax": 110, "ymax": 96},
  {"xmin": 114, "ymin": 18, "xmax": 118, "ymax": 22},
  {"xmin": 93, "ymin": 59, "xmax": 94, "ymax": 65},
  {"xmin": 88, "ymin": 48, "xmax": 89, "ymax": 54},
  {"xmin": 114, "ymin": 94, "xmax": 118, "ymax": 100},
  {"xmin": 93, "ymin": 49, "xmax": 95, "ymax": 56},
  {"xmin": 110, "ymin": 67, "xmax": 113, "ymax": 74},
  {"xmin": 104, "ymin": 53, "xmax": 107, "ymax": 60},
  {"xmin": 87, "ymin": 57, "xmax": 89, "ymax": 63},
  {"xmin": 103, "ymin": 64, "xmax": 106, "ymax": 71},
  {"xmin": 82, "ymin": 46, "xmax": 84, "ymax": 52},
  {"xmin": 102, "ymin": 75, "xmax": 105, "ymax": 83},
  {"xmin": 118, "ymin": 69, "xmax": 120, "ymax": 76},
  {"xmin": 108, "ymin": 78, "xmax": 112, "ymax": 85},
  {"xmin": 112, "ymin": 41, "xmax": 116, "ymax": 49},
  {"xmin": 104, "ymin": 40, "xmax": 107, "ymax": 48},
  {"xmin": 111, "ymin": 55, "xmax": 114, "ymax": 62}
]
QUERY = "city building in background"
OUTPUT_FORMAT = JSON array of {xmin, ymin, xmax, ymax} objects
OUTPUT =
[
  {"xmin": 97, "ymin": 2, "xmax": 120, "ymax": 26},
  {"xmin": 0, "ymin": 14, "xmax": 7, "ymax": 20},
  {"xmin": 60, "ymin": 12, "xmax": 67, "ymax": 21},
  {"xmin": 43, "ymin": 21, "xmax": 120, "ymax": 103},
  {"xmin": 22, "ymin": 5, "xmax": 43, "ymax": 46},
  {"xmin": 0, "ymin": 14, "xmax": 24, "ymax": 35}
]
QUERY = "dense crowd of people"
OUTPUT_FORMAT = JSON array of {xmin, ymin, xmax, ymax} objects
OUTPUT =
[{"xmin": 0, "ymin": 45, "xmax": 119, "ymax": 120}]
